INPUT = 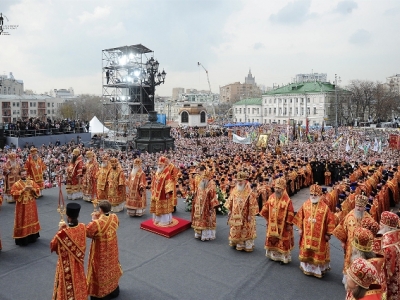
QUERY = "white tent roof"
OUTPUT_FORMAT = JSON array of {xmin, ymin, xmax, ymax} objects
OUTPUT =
[{"xmin": 89, "ymin": 116, "xmax": 110, "ymax": 135}]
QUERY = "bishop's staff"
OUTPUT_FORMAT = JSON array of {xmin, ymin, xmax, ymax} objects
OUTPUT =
[{"xmin": 56, "ymin": 170, "xmax": 66, "ymax": 227}]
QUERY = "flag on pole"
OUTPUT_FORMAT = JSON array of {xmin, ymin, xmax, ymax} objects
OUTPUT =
[
  {"xmin": 372, "ymin": 138, "xmax": 379, "ymax": 152},
  {"xmin": 332, "ymin": 135, "xmax": 343, "ymax": 148},
  {"xmin": 346, "ymin": 139, "xmax": 351, "ymax": 152},
  {"xmin": 363, "ymin": 143, "xmax": 370, "ymax": 155}
]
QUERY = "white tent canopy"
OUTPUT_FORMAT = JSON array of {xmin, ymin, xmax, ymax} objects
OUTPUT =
[{"xmin": 89, "ymin": 116, "xmax": 111, "ymax": 136}]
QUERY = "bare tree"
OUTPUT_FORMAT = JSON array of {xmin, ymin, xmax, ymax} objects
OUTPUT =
[{"xmin": 56, "ymin": 94, "xmax": 103, "ymax": 121}]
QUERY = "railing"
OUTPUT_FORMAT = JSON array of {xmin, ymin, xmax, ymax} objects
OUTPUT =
[{"xmin": 4, "ymin": 126, "xmax": 88, "ymax": 137}]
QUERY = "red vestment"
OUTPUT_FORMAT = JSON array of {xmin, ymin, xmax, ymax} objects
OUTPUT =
[
  {"xmin": 86, "ymin": 214, "xmax": 123, "ymax": 298},
  {"xmin": 293, "ymin": 199, "xmax": 335, "ymax": 265},
  {"xmin": 24, "ymin": 155, "xmax": 46, "ymax": 189},
  {"xmin": 50, "ymin": 224, "xmax": 87, "ymax": 300},
  {"xmin": 11, "ymin": 179, "xmax": 41, "ymax": 240},
  {"xmin": 150, "ymin": 168, "xmax": 174, "ymax": 215},
  {"xmin": 126, "ymin": 170, "xmax": 147, "ymax": 211},
  {"xmin": 224, "ymin": 185, "xmax": 258, "ymax": 245},
  {"xmin": 191, "ymin": 180, "xmax": 219, "ymax": 232},
  {"xmin": 333, "ymin": 210, "xmax": 373, "ymax": 273},
  {"xmin": 382, "ymin": 229, "xmax": 400, "ymax": 300},
  {"xmin": 260, "ymin": 191, "xmax": 294, "ymax": 255},
  {"xmin": 66, "ymin": 155, "xmax": 83, "ymax": 195}
]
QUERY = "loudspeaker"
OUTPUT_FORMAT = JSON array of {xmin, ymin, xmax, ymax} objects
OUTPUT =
[{"xmin": 129, "ymin": 86, "xmax": 154, "ymax": 114}]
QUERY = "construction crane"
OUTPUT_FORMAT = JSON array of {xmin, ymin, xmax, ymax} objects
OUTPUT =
[
  {"xmin": 197, "ymin": 62, "xmax": 216, "ymax": 122},
  {"xmin": 197, "ymin": 62, "xmax": 212, "ymax": 94}
]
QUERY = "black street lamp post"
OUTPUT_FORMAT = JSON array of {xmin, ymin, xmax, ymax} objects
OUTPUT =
[
  {"xmin": 143, "ymin": 57, "xmax": 166, "ymax": 102},
  {"xmin": 134, "ymin": 57, "xmax": 174, "ymax": 153}
]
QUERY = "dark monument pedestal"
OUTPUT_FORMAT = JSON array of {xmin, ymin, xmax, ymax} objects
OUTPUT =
[{"xmin": 134, "ymin": 111, "xmax": 175, "ymax": 153}]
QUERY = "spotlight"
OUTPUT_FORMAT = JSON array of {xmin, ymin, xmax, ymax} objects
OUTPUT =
[
  {"xmin": 119, "ymin": 55, "xmax": 127, "ymax": 65},
  {"xmin": 133, "ymin": 68, "xmax": 141, "ymax": 77}
]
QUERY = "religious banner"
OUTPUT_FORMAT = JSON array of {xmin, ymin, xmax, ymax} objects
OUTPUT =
[
  {"xmin": 232, "ymin": 133, "xmax": 251, "ymax": 144},
  {"xmin": 389, "ymin": 134, "xmax": 400, "ymax": 150},
  {"xmin": 256, "ymin": 134, "xmax": 269, "ymax": 148}
]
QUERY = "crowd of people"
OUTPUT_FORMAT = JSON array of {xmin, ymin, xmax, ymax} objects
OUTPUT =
[
  {"xmin": 4, "ymin": 117, "xmax": 90, "ymax": 137},
  {"xmin": 0, "ymin": 123, "xmax": 399, "ymax": 299}
]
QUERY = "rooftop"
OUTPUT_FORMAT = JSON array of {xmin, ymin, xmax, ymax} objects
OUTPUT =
[
  {"xmin": 0, "ymin": 94, "xmax": 56, "ymax": 100},
  {"xmin": 233, "ymin": 98, "xmax": 262, "ymax": 106},
  {"xmin": 263, "ymin": 81, "xmax": 338, "ymax": 95}
]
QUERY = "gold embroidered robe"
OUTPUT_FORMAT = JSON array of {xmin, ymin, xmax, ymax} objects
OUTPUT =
[
  {"xmin": 11, "ymin": 179, "xmax": 41, "ymax": 239},
  {"xmin": 224, "ymin": 185, "xmax": 258, "ymax": 243},
  {"xmin": 106, "ymin": 167, "xmax": 126, "ymax": 206},
  {"xmin": 66, "ymin": 155, "xmax": 83, "ymax": 194},
  {"xmin": 50, "ymin": 224, "xmax": 87, "ymax": 300},
  {"xmin": 86, "ymin": 214, "xmax": 123, "ymax": 298},
  {"xmin": 150, "ymin": 168, "xmax": 174, "ymax": 215},
  {"xmin": 24, "ymin": 156, "xmax": 46, "ymax": 189},
  {"xmin": 333, "ymin": 210, "xmax": 373, "ymax": 273},
  {"xmin": 191, "ymin": 180, "xmax": 219, "ymax": 231},
  {"xmin": 96, "ymin": 164, "xmax": 111, "ymax": 200},
  {"xmin": 82, "ymin": 160, "xmax": 98, "ymax": 200},
  {"xmin": 260, "ymin": 191, "xmax": 294, "ymax": 254},
  {"xmin": 293, "ymin": 199, "xmax": 336, "ymax": 265},
  {"xmin": 126, "ymin": 170, "xmax": 147, "ymax": 210}
]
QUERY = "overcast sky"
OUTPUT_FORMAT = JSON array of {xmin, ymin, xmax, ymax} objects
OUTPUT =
[{"xmin": 1, "ymin": 0, "xmax": 399, "ymax": 97}]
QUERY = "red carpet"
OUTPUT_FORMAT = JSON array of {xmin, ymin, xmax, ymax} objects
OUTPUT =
[{"xmin": 140, "ymin": 217, "xmax": 192, "ymax": 238}]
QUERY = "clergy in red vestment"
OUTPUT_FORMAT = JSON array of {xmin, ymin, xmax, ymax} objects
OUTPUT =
[
  {"xmin": 225, "ymin": 171, "xmax": 258, "ymax": 252},
  {"xmin": 293, "ymin": 184, "xmax": 336, "ymax": 277},
  {"xmin": 379, "ymin": 211, "xmax": 400, "ymax": 300},
  {"xmin": 82, "ymin": 150, "xmax": 98, "ymax": 202},
  {"xmin": 50, "ymin": 203, "xmax": 87, "ymax": 300},
  {"xmin": 126, "ymin": 158, "xmax": 147, "ymax": 216},
  {"xmin": 66, "ymin": 148, "xmax": 84, "ymax": 200},
  {"xmin": 345, "ymin": 258, "xmax": 382, "ymax": 300},
  {"xmin": 107, "ymin": 157, "xmax": 126, "ymax": 213},
  {"xmin": 260, "ymin": 176, "xmax": 294, "ymax": 263},
  {"xmin": 351, "ymin": 228, "xmax": 386, "ymax": 297},
  {"xmin": 333, "ymin": 193, "xmax": 373, "ymax": 285},
  {"xmin": 191, "ymin": 169, "xmax": 219, "ymax": 241},
  {"xmin": 150, "ymin": 156, "xmax": 174, "ymax": 226},
  {"xmin": 24, "ymin": 147, "xmax": 46, "ymax": 194},
  {"xmin": 96, "ymin": 154, "xmax": 111, "ymax": 201},
  {"xmin": 11, "ymin": 169, "xmax": 41, "ymax": 246},
  {"xmin": 3, "ymin": 152, "xmax": 21, "ymax": 203},
  {"xmin": 86, "ymin": 200, "xmax": 122, "ymax": 299}
]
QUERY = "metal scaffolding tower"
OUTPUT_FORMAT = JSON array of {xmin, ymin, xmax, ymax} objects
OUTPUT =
[{"xmin": 101, "ymin": 44, "xmax": 155, "ymax": 149}]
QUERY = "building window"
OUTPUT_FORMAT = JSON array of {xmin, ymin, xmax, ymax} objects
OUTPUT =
[
  {"xmin": 307, "ymin": 108, "xmax": 310, "ymax": 115},
  {"xmin": 289, "ymin": 108, "xmax": 292, "ymax": 115},
  {"xmin": 13, "ymin": 102, "xmax": 15, "ymax": 107},
  {"xmin": 17, "ymin": 103, "xmax": 19, "ymax": 107},
  {"xmin": 264, "ymin": 108, "xmax": 267, "ymax": 115},
  {"xmin": 239, "ymin": 108, "xmax": 241, "ymax": 113},
  {"xmin": 284, "ymin": 108, "xmax": 287, "ymax": 115},
  {"xmin": 48, "ymin": 110, "xmax": 50, "ymax": 114},
  {"xmin": 314, "ymin": 107, "xmax": 317, "ymax": 114},
  {"xmin": 269, "ymin": 108, "xmax": 272, "ymax": 114},
  {"xmin": 296, "ymin": 108, "xmax": 298, "ymax": 115},
  {"xmin": 274, "ymin": 108, "xmax": 276, "ymax": 114},
  {"xmin": 301, "ymin": 108, "xmax": 304, "ymax": 115},
  {"xmin": 200, "ymin": 111, "xmax": 206, "ymax": 123},
  {"xmin": 181, "ymin": 111, "xmax": 189, "ymax": 123},
  {"xmin": 30, "ymin": 102, "xmax": 33, "ymax": 107},
  {"xmin": 47, "ymin": 103, "xmax": 50, "ymax": 107}
]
